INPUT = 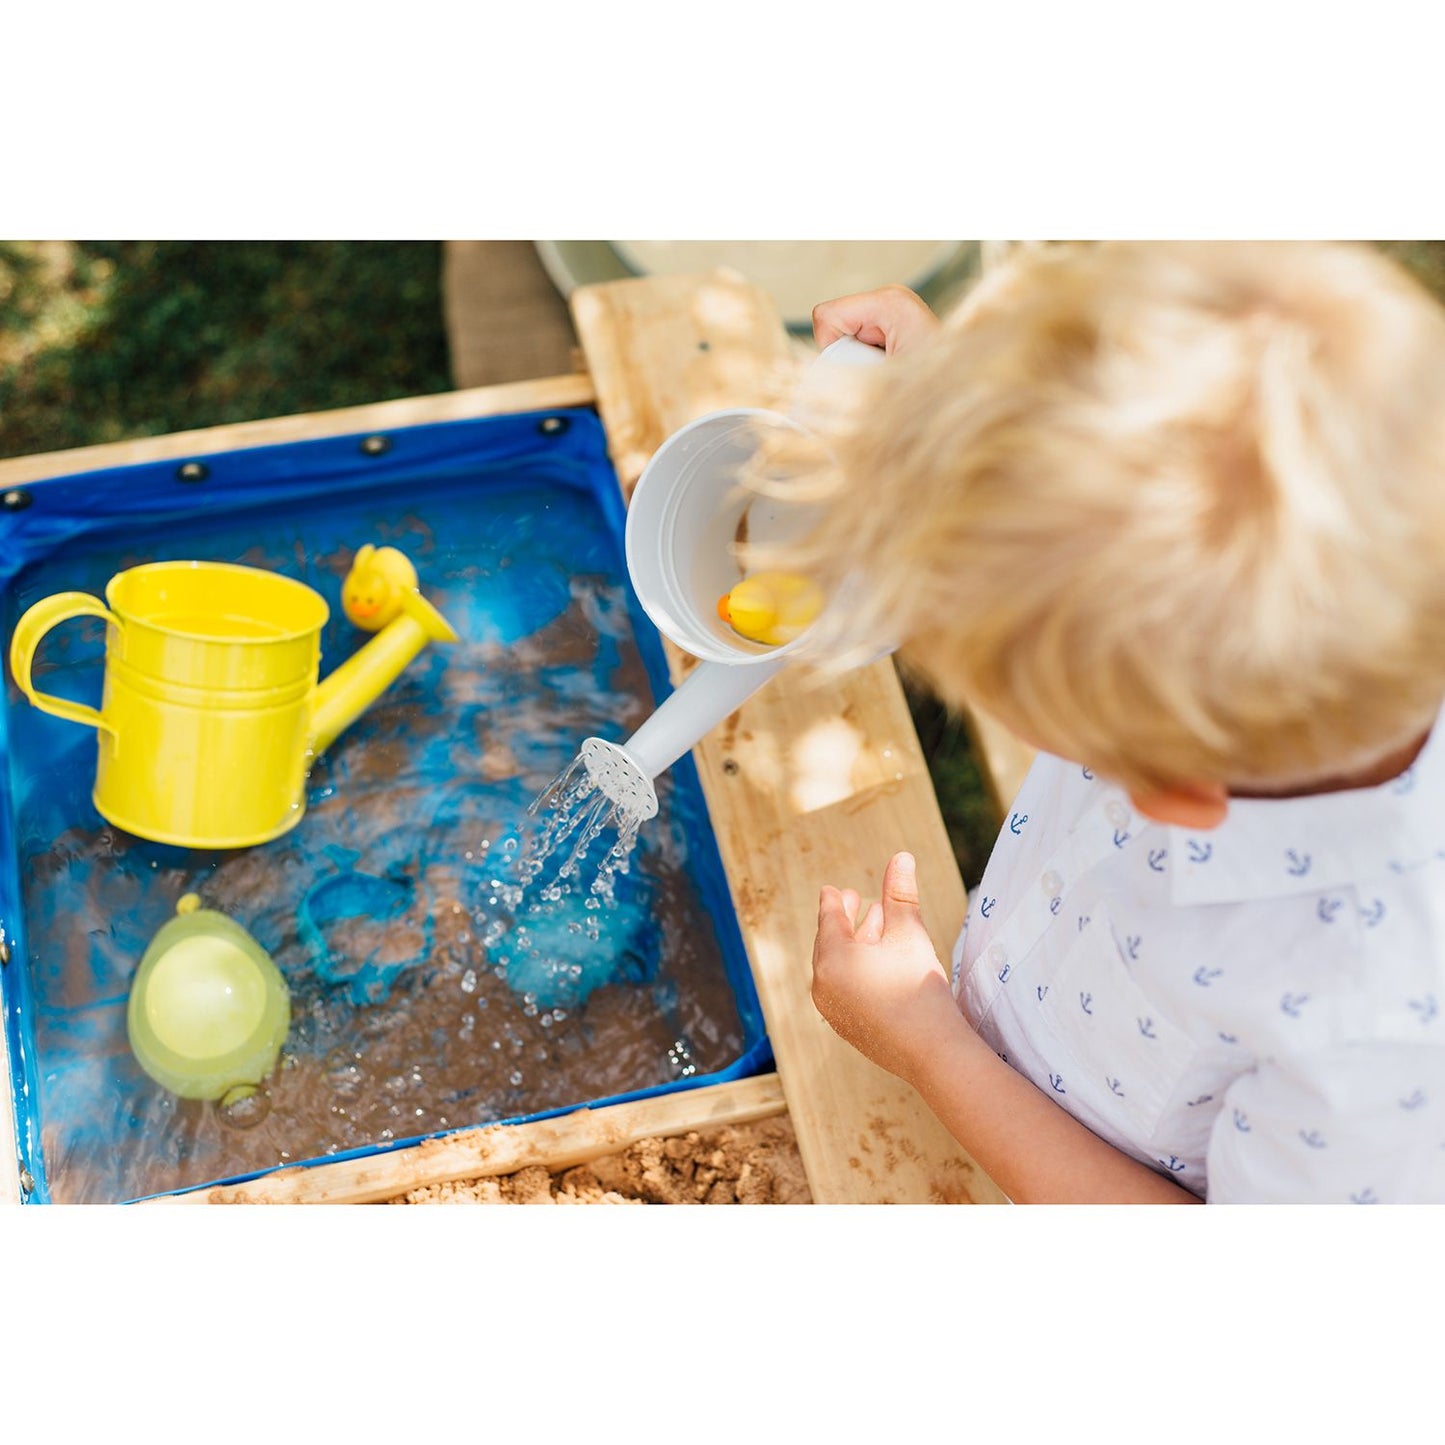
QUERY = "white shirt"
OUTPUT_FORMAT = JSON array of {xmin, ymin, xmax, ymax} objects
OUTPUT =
[{"xmin": 952, "ymin": 713, "xmax": 1445, "ymax": 1203}]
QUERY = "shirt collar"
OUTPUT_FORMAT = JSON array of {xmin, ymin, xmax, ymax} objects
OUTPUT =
[{"xmin": 1167, "ymin": 709, "xmax": 1445, "ymax": 906}]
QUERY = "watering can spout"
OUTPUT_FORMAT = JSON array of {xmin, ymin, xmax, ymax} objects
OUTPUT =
[
  {"xmin": 582, "ymin": 654, "xmax": 789, "ymax": 821},
  {"xmin": 311, "ymin": 548, "xmax": 459, "ymax": 755}
]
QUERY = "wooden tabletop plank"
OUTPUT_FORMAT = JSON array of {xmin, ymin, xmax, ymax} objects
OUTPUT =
[
  {"xmin": 572, "ymin": 271, "xmax": 1006, "ymax": 1203},
  {"xmin": 147, "ymin": 1073, "xmax": 787, "ymax": 1205},
  {"xmin": 571, "ymin": 269, "xmax": 799, "ymax": 498}
]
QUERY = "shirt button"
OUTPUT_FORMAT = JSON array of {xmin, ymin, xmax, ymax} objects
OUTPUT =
[
  {"xmin": 1106, "ymin": 800, "xmax": 1131, "ymax": 830},
  {"xmin": 1040, "ymin": 870, "xmax": 1063, "ymax": 898},
  {"xmin": 987, "ymin": 943, "xmax": 1008, "ymax": 969}
]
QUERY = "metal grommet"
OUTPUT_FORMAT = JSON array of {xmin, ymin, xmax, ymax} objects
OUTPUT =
[
  {"xmin": 0, "ymin": 938, "xmax": 9, "ymax": 966},
  {"xmin": 18, "ymin": 1168, "xmax": 35, "ymax": 1196},
  {"xmin": 2, "ymin": 488, "xmax": 33, "ymax": 511},
  {"xmin": 538, "ymin": 416, "xmax": 569, "ymax": 436},
  {"xmin": 361, "ymin": 435, "xmax": 391, "ymax": 456},
  {"xmin": 176, "ymin": 462, "xmax": 209, "ymax": 483}
]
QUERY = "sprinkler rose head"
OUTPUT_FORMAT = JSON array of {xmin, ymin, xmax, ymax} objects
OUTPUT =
[{"xmin": 580, "ymin": 737, "xmax": 659, "ymax": 821}]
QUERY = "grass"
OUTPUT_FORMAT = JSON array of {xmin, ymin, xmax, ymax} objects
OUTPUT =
[
  {"xmin": 0, "ymin": 241, "xmax": 452, "ymax": 459},
  {"xmin": 5, "ymin": 240, "xmax": 1443, "ymax": 890}
]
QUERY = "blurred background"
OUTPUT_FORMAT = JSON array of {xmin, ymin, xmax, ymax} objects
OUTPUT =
[
  {"xmin": 3, "ymin": 238, "xmax": 1441, "ymax": 886},
  {"xmin": 0, "ymin": 240, "xmax": 994, "ymax": 459}
]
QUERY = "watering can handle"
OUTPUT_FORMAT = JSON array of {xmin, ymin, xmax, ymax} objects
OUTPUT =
[
  {"xmin": 8, "ymin": 592, "xmax": 119, "ymax": 735},
  {"xmin": 817, "ymin": 334, "xmax": 889, "ymax": 368},
  {"xmin": 788, "ymin": 334, "xmax": 888, "ymax": 427}
]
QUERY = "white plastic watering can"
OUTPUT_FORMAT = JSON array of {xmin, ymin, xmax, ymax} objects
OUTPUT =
[{"xmin": 582, "ymin": 335, "xmax": 886, "ymax": 818}]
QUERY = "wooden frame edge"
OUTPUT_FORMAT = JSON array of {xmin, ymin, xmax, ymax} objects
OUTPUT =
[
  {"xmin": 0, "ymin": 374, "xmax": 596, "ymax": 487},
  {"xmin": 0, "ymin": 995, "xmax": 19, "ymax": 1204},
  {"xmin": 144, "ymin": 1072, "xmax": 788, "ymax": 1205}
]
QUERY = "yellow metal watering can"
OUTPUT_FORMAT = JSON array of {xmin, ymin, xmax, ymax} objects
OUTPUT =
[{"xmin": 7, "ymin": 544, "xmax": 457, "ymax": 849}]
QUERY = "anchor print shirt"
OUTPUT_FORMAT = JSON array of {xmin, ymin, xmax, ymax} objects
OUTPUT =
[{"xmin": 952, "ymin": 712, "xmax": 1445, "ymax": 1203}]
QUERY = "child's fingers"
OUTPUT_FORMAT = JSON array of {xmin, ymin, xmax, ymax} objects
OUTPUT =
[
  {"xmin": 881, "ymin": 851, "xmax": 924, "ymax": 933},
  {"xmin": 812, "ymin": 287, "xmax": 938, "ymax": 354},
  {"xmin": 811, "ymin": 291, "xmax": 902, "ymax": 351},
  {"xmin": 811, "ymin": 294, "xmax": 876, "ymax": 350},
  {"xmin": 818, "ymin": 885, "xmax": 883, "ymax": 947},
  {"xmin": 816, "ymin": 885, "xmax": 858, "ymax": 942},
  {"xmin": 856, "ymin": 900, "xmax": 885, "ymax": 944}
]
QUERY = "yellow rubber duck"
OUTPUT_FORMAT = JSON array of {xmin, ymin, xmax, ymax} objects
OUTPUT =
[
  {"xmin": 342, "ymin": 544, "xmax": 420, "ymax": 631},
  {"xmin": 717, "ymin": 571, "xmax": 824, "ymax": 647}
]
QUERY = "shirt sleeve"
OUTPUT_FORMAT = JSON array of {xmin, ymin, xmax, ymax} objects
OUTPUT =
[{"xmin": 1206, "ymin": 1042, "xmax": 1445, "ymax": 1204}]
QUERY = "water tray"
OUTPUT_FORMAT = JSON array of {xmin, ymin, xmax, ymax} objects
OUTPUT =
[{"xmin": 0, "ymin": 407, "xmax": 771, "ymax": 1203}]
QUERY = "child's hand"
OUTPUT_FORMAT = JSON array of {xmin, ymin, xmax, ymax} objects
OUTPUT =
[
  {"xmin": 812, "ymin": 285, "xmax": 941, "ymax": 356},
  {"xmin": 811, "ymin": 851, "xmax": 959, "ymax": 1084}
]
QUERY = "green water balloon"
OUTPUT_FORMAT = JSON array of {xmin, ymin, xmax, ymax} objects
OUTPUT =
[{"xmin": 126, "ymin": 896, "xmax": 290, "ymax": 1101}]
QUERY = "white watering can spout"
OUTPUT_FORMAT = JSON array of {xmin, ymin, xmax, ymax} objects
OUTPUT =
[
  {"xmin": 581, "ymin": 654, "xmax": 790, "ymax": 821},
  {"xmin": 582, "ymin": 335, "xmax": 886, "ymax": 819}
]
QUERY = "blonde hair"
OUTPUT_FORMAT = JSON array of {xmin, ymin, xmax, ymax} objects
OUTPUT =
[{"xmin": 768, "ymin": 241, "xmax": 1445, "ymax": 795}]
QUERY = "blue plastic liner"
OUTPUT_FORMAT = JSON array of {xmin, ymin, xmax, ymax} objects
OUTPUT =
[{"xmin": 0, "ymin": 407, "xmax": 772, "ymax": 1203}]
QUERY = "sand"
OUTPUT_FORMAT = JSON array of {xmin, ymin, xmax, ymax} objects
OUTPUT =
[{"xmin": 390, "ymin": 1115, "xmax": 811, "ymax": 1205}]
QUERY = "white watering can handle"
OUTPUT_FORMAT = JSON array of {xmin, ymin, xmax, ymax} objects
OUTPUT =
[
  {"xmin": 818, "ymin": 333, "xmax": 889, "ymax": 366},
  {"xmin": 790, "ymin": 333, "xmax": 888, "ymax": 421}
]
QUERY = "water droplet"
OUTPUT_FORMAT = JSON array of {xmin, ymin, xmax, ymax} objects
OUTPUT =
[{"xmin": 460, "ymin": 968, "xmax": 477, "ymax": 993}]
